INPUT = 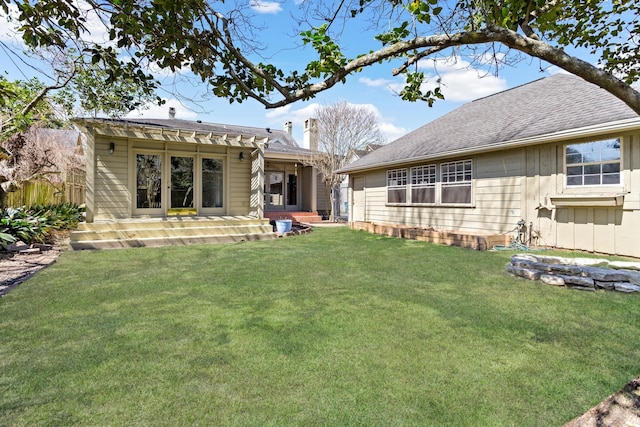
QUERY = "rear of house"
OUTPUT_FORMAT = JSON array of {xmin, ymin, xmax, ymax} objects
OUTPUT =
[
  {"xmin": 71, "ymin": 117, "xmax": 323, "ymax": 248},
  {"xmin": 341, "ymin": 74, "xmax": 640, "ymax": 258}
]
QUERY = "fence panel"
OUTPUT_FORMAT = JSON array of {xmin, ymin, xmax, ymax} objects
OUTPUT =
[{"xmin": 3, "ymin": 169, "xmax": 86, "ymax": 208}]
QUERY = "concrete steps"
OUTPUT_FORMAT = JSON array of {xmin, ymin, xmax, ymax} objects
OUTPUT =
[{"xmin": 70, "ymin": 217, "xmax": 276, "ymax": 250}]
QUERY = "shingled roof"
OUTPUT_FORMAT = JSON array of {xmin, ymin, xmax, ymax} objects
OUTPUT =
[
  {"xmin": 340, "ymin": 74, "xmax": 640, "ymax": 173},
  {"xmin": 80, "ymin": 117, "xmax": 308, "ymax": 154}
]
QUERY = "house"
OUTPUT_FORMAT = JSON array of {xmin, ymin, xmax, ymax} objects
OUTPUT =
[
  {"xmin": 70, "ymin": 115, "xmax": 322, "ymax": 249},
  {"xmin": 338, "ymin": 74, "xmax": 640, "ymax": 258},
  {"xmin": 336, "ymin": 143, "xmax": 384, "ymax": 218}
]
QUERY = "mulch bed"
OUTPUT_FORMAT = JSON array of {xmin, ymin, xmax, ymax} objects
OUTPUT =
[{"xmin": 0, "ymin": 248, "xmax": 62, "ymax": 296}]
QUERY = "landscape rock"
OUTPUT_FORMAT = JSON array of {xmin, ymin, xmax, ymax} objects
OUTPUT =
[
  {"xmin": 560, "ymin": 275, "xmax": 595, "ymax": 287},
  {"xmin": 609, "ymin": 261, "xmax": 640, "ymax": 271},
  {"xmin": 595, "ymin": 281, "xmax": 616, "ymax": 291},
  {"xmin": 613, "ymin": 282, "xmax": 640, "ymax": 293},
  {"xmin": 533, "ymin": 255, "xmax": 609, "ymax": 267},
  {"xmin": 507, "ymin": 264, "xmax": 542, "ymax": 280},
  {"xmin": 6, "ymin": 241, "xmax": 29, "ymax": 252},
  {"xmin": 506, "ymin": 254, "xmax": 640, "ymax": 294},
  {"xmin": 31, "ymin": 243, "xmax": 53, "ymax": 251},
  {"xmin": 581, "ymin": 267, "xmax": 634, "ymax": 282},
  {"xmin": 540, "ymin": 274, "xmax": 565, "ymax": 286},
  {"xmin": 18, "ymin": 248, "xmax": 42, "ymax": 255}
]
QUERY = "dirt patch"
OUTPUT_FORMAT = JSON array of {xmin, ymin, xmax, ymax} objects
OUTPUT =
[
  {"xmin": 564, "ymin": 376, "xmax": 640, "ymax": 426},
  {"xmin": 0, "ymin": 235, "xmax": 69, "ymax": 296}
]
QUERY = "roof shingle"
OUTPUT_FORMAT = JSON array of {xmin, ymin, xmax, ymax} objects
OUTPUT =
[{"xmin": 340, "ymin": 74, "xmax": 639, "ymax": 173}]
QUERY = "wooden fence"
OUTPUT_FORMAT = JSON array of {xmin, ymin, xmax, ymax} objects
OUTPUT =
[{"xmin": 3, "ymin": 169, "xmax": 86, "ymax": 208}]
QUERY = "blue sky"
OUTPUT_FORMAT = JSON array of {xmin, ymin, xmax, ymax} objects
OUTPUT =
[{"xmin": 1, "ymin": 0, "xmax": 584, "ymax": 146}]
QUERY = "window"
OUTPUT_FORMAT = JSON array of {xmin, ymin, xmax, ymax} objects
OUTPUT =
[
  {"xmin": 387, "ymin": 169, "xmax": 407, "ymax": 203},
  {"xmin": 411, "ymin": 165, "xmax": 436, "ymax": 204},
  {"xmin": 565, "ymin": 139, "xmax": 621, "ymax": 186},
  {"xmin": 136, "ymin": 154, "xmax": 162, "ymax": 209},
  {"xmin": 441, "ymin": 160, "xmax": 472, "ymax": 204},
  {"xmin": 202, "ymin": 158, "xmax": 224, "ymax": 208}
]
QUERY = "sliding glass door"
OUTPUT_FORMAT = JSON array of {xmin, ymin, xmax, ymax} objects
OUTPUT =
[
  {"xmin": 200, "ymin": 157, "xmax": 224, "ymax": 214},
  {"xmin": 135, "ymin": 153, "xmax": 163, "ymax": 214},
  {"xmin": 133, "ymin": 152, "xmax": 226, "ymax": 216},
  {"xmin": 170, "ymin": 156, "xmax": 194, "ymax": 210}
]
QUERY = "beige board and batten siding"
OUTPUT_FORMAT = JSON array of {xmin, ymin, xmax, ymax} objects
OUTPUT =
[
  {"xmin": 84, "ymin": 128, "xmax": 96, "ymax": 222},
  {"xmin": 228, "ymin": 148, "xmax": 252, "ymax": 216},
  {"xmin": 93, "ymin": 136, "xmax": 130, "ymax": 221},
  {"xmin": 353, "ymin": 150, "xmax": 523, "ymax": 235},
  {"xmin": 522, "ymin": 132, "xmax": 640, "ymax": 258},
  {"xmin": 91, "ymin": 135, "xmax": 255, "ymax": 220},
  {"xmin": 353, "ymin": 132, "xmax": 640, "ymax": 257}
]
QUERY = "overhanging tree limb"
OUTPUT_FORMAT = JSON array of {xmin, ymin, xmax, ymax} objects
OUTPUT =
[
  {"xmin": 246, "ymin": 27, "xmax": 640, "ymax": 115},
  {"xmin": 486, "ymin": 25, "xmax": 640, "ymax": 114}
]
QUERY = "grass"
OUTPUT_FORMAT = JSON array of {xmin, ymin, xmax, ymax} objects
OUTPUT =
[{"xmin": 1, "ymin": 227, "xmax": 639, "ymax": 426}]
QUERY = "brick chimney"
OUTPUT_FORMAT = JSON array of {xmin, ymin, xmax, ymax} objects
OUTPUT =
[
  {"xmin": 303, "ymin": 118, "xmax": 318, "ymax": 150},
  {"xmin": 169, "ymin": 107, "xmax": 176, "ymax": 119},
  {"xmin": 284, "ymin": 121, "xmax": 293, "ymax": 135}
]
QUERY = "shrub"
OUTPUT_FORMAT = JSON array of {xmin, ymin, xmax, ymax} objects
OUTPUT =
[
  {"xmin": 0, "ymin": 203, "xmax": 84, "ymax": 248},
  {"xmin": 29, "ymin": 203, "xmax": 84, "ymax": 230},
  {"xmin": 0, "ymin": 232, "xmax": 16, "ymax": 250},
  {"xmin": 0, "ymin": 207, "xmax": 48, "ymax": 245}
]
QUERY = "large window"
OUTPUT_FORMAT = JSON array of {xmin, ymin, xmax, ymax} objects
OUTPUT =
[
  {"xmin": 440, "ymin": 160, "xmax": 472, "ymax": 204},
  {"xmin": 387, "ymin": 169, "xmax": 407, "ymax": 203},
  {"xmin": 386, "ymin": 160, "xmax": 473, "ymax": 206},
  {"xmin": 565, "ymin": 139, "xmax": 621, "ymax": 186},
  {"xmin": 411, "ymin": 165, "xmax": 436, "ymax": 204},
  {"xmin": 136, "ymin": 154, "xmax": 162, "ymax": 209},
  {"xmin": 202, "ymin": 158, "xmax": 224, "ymax": 208}
]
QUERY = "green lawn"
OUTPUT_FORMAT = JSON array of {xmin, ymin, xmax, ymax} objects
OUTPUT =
[{"xmin": 1, "ymin": 227, "xmax": 639, "ymax": 426}]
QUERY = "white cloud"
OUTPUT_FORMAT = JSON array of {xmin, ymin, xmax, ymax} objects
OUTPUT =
[
  {"xmin": 378, "ymin": 122, "xmax": 407, "ymax": 142},
  {"xmin": 361, "ymin": 55, "xmax": 508, "ymax": 103},
  {"xmin": 545, "ymin": 66, "xmax": 571, "ymax": 75},
  {"xmin": 250, "ymin": 1, "xmax": 283, "ymax": 14},
  {"xmin": 0, "ymin": 3, "xmax": 22, "ymax": 43},
  {"xmin": 0, "ymin": 1, "xmax": 111, "ymax": 45},
  {"xmin": 266, "ymin": 103, "xmax": 319, "ymax": 124},
  {"xmin": 125, "ymin": 98, "xmax": 198, "ymax": 120},
  {"xmin": 147, "ymin": 60, "xmax": 192, "ymax": 78},
  {"xmin": 369, "ymin": 55, "xmax": 509, "ymax": 103},
  {"xmin": 437, "ymin": 69, "xmax": 507, "ymax": 102},
  {"xmin": 77, "ymin": 1, "xmax": 111, "ymax": 44},
  {"xmin": 265, "ymin": 104, "xmax": 293, "ymax": 119},
  {"xmin": 359, "ymin": 77, "xmax": 393, "ymax": 88},
  {"xmin": 265, "ymin": 101, "xmax": 404, "ymax": 146}
]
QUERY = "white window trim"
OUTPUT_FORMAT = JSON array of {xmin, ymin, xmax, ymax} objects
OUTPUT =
[
  {"xmin": 564, "ymin": 138, "xmax": 623, "ymax": 189},
  {"xmin": 386, "ymin": 168, "xmax": 408, "ymax": 205},
  {"xmin": 410, "ymin": 164, "xmax": 437, "ymax": 205},
  {"xmin": 440, "ymin": 159, "xmax": 473, "ymax": 206},
  {"xmin": 385, "ymin": 160, "xmax": 474, "ymax": 207}
]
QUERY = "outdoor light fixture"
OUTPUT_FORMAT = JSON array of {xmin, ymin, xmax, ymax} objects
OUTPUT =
[
  {"xmin": 108, "ymin": 142, "xmax": 115, "ymax": 154},
  {"xmin": 238, "ymin": 151, "xmax": 244, "ymax": 161}
]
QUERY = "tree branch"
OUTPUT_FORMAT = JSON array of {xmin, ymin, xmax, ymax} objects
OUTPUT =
[
  {"xmin": 248, "ymin": 25, "xmax": 640, "ymax": 115},
  {"xmin": 20, "ymin": 63, "xmax": 77, "ymax": 117},
  {"xmin": 392, "ymin": 45, "xmax": 451, "ymax": 75},
  {"xmin": 518, "ymin": 0, "xmax": 561, "ymax": 40},
  {"xmin": 258, "ymin": 31, "xmax": 494, "ymax": 108},
  {"xmin": 485, "ymin": 24, "xmax": 640, "ymax": 115},
  {"xmin": 202, "ymin": 9, "xmax": 293, "ymax": 102}
]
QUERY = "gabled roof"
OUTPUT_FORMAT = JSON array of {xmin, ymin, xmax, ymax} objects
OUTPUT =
[
  {"xmin": 340, "ymin": 74, "xmax": 640, "ymax": 173},
  {"xmin": 353, "ymin": 143, "xmax": 384, "ymax": 158}
]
